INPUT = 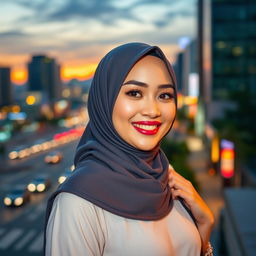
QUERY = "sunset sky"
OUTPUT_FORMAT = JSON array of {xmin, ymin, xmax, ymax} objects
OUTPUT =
[{"xmin": 0, "ymin": 0, "xmax": 196, "ymax": 84}]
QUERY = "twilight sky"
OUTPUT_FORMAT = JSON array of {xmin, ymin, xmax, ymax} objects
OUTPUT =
[{"xmin": 0, "ymin": 0, "xmax": 197, "ymax": 83}]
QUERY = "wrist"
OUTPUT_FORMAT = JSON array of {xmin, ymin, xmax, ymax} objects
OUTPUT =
[
  {"xmin": 204, "ymin": 242, "xmax": 213, "ymax": 256},
  {"xmin": 197, "ymin": 222, "xmax": 214, "ymax": 254}
]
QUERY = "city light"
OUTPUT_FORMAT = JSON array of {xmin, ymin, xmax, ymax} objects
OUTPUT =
[
  {"xmin": 12, "ymin": 105, "xmax": 21, "ymax": 113},
  {"xmin": 0, "ymin": 131, "xmax": 11, "ymax": 142},
  {"xmin": 220, "ymin": 139, "xmax": 235, "ymax": 179},
  {"xmin": 37, "ymin": 184, "xmax": 46, "ymax": 192},
  {"xmin": 177, "ymin": 93, "xmax": 184, "ymax": 108},
  {"xmin": 11, "ymin": 68, "xmax": 27, "ymax": 85},
  {"xmin": 27, "ymin": 184, "xmax": 36, "ymax": 192},
  {"xmin": 178, "ymin": 36, "xmax": 191, "ymax": 49},
  {"xmin": 62, "ymin": 88, "xmax": 71, "ymax": 98},
  {"xmin": 14, "ymin": 197, "xmax": 23, "ymax": 206},
  {"xmin": 4, "ymin": 197, "xmax": 12, "ymax": 206},
  {"xmin": 211, "ymin": 136, "xmax": 219, "ymax": 163},
  {"xmin": 26, "ymin": 95, "xmax": 36, "ymax": 105}
]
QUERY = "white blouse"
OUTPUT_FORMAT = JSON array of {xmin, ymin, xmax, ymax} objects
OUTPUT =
[{"xmin": 46, "ymin": 192, "xmax": 201, "ymax": 256}]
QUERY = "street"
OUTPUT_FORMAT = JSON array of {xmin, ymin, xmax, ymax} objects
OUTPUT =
[{"xmin": 0, "ymin": 139, "xmax": 79, "ymax": 256}]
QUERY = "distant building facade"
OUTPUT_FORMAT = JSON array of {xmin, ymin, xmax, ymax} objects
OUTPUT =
[
  {"xmin": 173, "ymin": 52, "xmax": 184, "ymax": 92},
  {"xmin": 174, "ymin": 39, "xmax": 198, "ymax": 97},
  {"xmin": 212, "ymin": 0, "xmax": 256, "ymax": 100},
  {"xmin": 28, "ymin": 55, "xmax": 62, "ymax": 102},
  {"xmin": 0, "ymin": 67, "xmax": 13, "ymax": 106},
  {"xmin": 198, "ymin": 0, "xmax": 256, "ymax": 121}
]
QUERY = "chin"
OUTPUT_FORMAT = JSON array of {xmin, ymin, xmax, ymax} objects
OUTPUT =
[{"xmin": 133, "ymin": 142, "xmax": 159, "ymax": 151}]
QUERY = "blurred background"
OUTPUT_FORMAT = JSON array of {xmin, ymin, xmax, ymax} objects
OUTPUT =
[{"xmin": 0, "ymin": 0, "xmax": 255, "ymax": 255}]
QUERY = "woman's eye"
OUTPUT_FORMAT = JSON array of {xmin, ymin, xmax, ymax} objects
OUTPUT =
[
  {"xmin": 159, "ymin": 93, "xmax": 174, "ymax": 100},
  {"xmin": 125, "ymin": 90, "xmax": 142, "ymax": 98}
]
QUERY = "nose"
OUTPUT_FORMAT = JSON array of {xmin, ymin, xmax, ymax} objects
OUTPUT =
[{"xmin": 141, "ymin": 99, "xmax": 161, "ymax": 118}]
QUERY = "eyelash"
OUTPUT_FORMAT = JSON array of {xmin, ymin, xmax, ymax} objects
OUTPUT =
[{"xmin": 125, "ymin": 90, "xmax": 174, "ymax": 100}]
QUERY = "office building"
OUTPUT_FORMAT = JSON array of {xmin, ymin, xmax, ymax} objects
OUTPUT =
[
  {"xmin": 174, "ymin": 39, "xmax": 198, "ymax": 96},
  {"xmin": 199, "ymin": 0, "xmax": 256, "ymax": 121},
  {"xmin": 0, "ymin": 67, "xmax": 13, "ymax": 106},
  {"xmin": 28, "ymin": 55, "xmax": 62, "ymax": 102}
]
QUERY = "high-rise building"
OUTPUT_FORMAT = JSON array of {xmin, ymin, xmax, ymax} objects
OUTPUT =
[
  {"xmin": 199, "ymin": 0, "xmax": 256, "ymax": 121},
  {"xmin": 174, "ymin": 40, "xmax": 198, "ymax": 96},
  {"xmin": 173, "ymin": 52, "xmax": 184, "ymax": 92},
  {"xmin": 0, "ymin": 67, "xmax": 13, "ymax": 106},
  {"xmin": 212, "ymin": 0, "xmax": 256, "ymax": 100},
  {"xmin": 28, "ymin": 55, "xmax": 62, "ymax": 102}
]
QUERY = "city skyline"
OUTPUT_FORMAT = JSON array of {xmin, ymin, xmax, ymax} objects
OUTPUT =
[{"xmin": 0, "ymin": 0, "xmax": 196, "ymax": 84}]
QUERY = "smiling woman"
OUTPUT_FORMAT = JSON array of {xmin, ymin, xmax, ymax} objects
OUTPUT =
[{"xmin": 44, "ymin": 42, "xmax": 214, "ymax": 256}]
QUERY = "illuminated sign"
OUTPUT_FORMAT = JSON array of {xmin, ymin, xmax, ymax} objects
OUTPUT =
[
  {"xmin": 8, "ymin": 112, "xmax": 27, "ymax": 120},
  {"xmin": 211, "ymin": 136, "xmax": 219, "ymax": 163},
  {"xmin": 220, "ymin": 139, "xmax": 234, "ymax": 178}
]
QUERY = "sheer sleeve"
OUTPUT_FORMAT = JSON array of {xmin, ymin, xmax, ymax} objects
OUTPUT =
[{"xmin": 45, "ymin": 192, "xmax": 106, "ymax": 256}]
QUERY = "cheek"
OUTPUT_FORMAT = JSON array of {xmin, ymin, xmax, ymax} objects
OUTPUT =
[
  {"xmin": 114, "ymin": 99, "xmax": 138, "ymax": 122},
  {"xmin": 162, "ymin": 104, "xmax": 176, "ymax": 123}
]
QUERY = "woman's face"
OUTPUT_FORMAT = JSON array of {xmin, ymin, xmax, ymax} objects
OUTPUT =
[{"xmin": 112, "ymin": 55, "xmax": 176, "ymax": 151}]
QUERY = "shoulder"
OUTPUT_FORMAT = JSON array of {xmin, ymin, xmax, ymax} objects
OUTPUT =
[
  {"xmin": 49, "ymin": 192, "xmax": 107, "ymax": 236},
  {"xmin": 46, "ymin": 194, "xmax": 107, "ymax": 255},
  {"xmin": 53, "ymin": 192, "xmax": 102, "ymax": 217}
]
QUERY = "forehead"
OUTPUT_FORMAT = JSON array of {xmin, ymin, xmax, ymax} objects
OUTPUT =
[
  {"xmin": 132, "ymin": 55, "xmax": 166, "ymax": 69},
  {"xmin": 124, "ymin": 55, "xmax": 172, "ymax": 83}
]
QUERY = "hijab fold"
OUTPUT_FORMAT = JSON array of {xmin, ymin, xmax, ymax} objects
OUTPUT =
[{"xmin": 45, "ymin": 43, "xmax": 179, "ymax": 224}]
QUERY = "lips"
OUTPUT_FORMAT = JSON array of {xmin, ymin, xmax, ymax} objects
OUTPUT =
[{"xmin": 131, "ymin": 121, "xmax": 161, "ymax": 135}]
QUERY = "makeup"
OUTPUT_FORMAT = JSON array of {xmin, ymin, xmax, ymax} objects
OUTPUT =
[{"xmin": 132, "ymin": 121, "xmax": 161, "ymax": 135}]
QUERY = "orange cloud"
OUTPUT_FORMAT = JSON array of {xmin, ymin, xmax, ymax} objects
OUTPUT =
[
  {"xmin": 11, "ymin": 63, "xmax": 98, "ymax": 85},
  {"xmin": 61, "ymin": 63, "xmax": 98, "ymax": 81}
]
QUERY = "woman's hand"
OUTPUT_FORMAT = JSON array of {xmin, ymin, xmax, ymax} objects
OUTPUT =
[{"xmin": 168, "ymin": 165, "xmax": 214, "ymax": 253}]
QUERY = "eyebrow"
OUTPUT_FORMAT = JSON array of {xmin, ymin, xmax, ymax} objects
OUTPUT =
[{"xmin": 122, "ymin": 80, "xmax": 174, "ymax": 89}]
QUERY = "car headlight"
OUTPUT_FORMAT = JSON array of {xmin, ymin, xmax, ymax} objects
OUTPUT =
[
  {"xmin": 58, "ymin": 176, "xmax": 66, "ymax": 184},
  {"xmin": 37, "ymin": 184, "xmax": 46, "ymax": 192},
  {"xmin": 14, "ymin": 197, "xmax": 23, "ymax": 206},
  {"xmin": 27, "ymin": 183, "xmax": 36, "ymax": 192},
  {"xmin": 9, "ymin": 151, "xmax": 18, "ymax": 160},
  {"xmin": 52, "ymin": 156, "xmax": 58, "ymax": 163},
  {"xmin": 4, "ymin": 197, "xmax": 12, "ymax": 206}
]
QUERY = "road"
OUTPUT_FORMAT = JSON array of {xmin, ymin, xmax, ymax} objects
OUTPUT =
[{"xmin": 0, "ymin": 139, "xmax": 79, "ymax": 256}]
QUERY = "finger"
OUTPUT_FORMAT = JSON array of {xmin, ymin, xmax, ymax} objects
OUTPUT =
[
  {"xmin": 169, "ymin": 178, "xmax": 194, "ymax": 196},
  {"xmin": 171, "ymin": 169, "xmax": 187, "ymax": 180},
  {"xmin": 171, "ymin": 188, "xmax": 194, "ymax": 207},
  {"xmin": 169, "ymin": 172, "xmax": 193, "ymax": 189},
  {"xmin": 168, "ymin": 166, "xmax": 174, "ymax": 175}
]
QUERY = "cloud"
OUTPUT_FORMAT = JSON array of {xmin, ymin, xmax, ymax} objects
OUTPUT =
[
  {"xmin": 0, "ymin": 0, "xmax": 196, "ymax": 67},
  {"xmin": 0, "ymin": 30, "xmax": 28, "ymax": 38},
  {"xmin": 13, "ymin": 0, "xmax": 139, "ymax": 25},
  {"xmin": 12, "ymin": 0, "xmax": 195, "ymax": 28},
  {"xmin": 153, "ymin": 8, "xmax": 195, "ymax": 28},
  {"xmin": 47, "ymin": 0, "xmax": 133, "ymax": 24}
]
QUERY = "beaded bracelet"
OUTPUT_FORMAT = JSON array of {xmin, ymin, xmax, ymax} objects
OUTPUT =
[{"xmin": 205, "ymin": 242, "xmax": 213, "ymax": 256}]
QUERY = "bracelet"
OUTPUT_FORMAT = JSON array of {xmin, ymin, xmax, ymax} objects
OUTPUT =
[{"xmin": 205, "ymin": 242, "xmax": 213, "ymax": 256}]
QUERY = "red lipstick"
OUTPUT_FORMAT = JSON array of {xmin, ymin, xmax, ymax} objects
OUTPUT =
[{"xmin": 131, "ymin": 121, "xmax": 161, "ymax": 135}]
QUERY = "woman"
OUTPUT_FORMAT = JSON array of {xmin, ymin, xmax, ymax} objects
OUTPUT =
[{"xmin": 44, "ymin": 42, "xmax": 214, "ymax": 256}]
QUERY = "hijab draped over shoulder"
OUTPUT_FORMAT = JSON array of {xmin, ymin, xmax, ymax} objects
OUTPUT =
[{"xmin": 45, "ymin": 43, "xmax": 178, "ymax": 224}]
